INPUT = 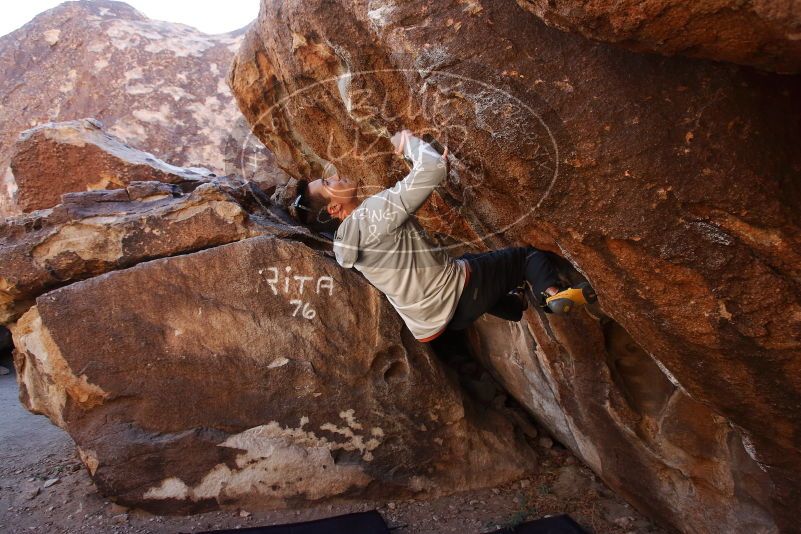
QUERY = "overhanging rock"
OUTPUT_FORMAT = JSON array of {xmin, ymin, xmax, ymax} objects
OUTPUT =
[
  {"xmin": 228, "ymin": 0, "xmax": 801, "ymax": 531},
  {"xmin": 514, "ymin": 0, "xmax": 801, "ymax": 73},
  {"xmin": 10, "ymin": 233, "xmax": 537, "ymax": 512}
]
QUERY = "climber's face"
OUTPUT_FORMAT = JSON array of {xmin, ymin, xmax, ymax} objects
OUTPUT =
[{"xmin": 307, "ymin": 174, "xmax": 358, "ymax": 219}]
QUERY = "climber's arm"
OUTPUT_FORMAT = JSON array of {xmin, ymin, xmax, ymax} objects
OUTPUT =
[{"xmin": 380, "ymin": 131, "xmax": 447, "ymax": 231}]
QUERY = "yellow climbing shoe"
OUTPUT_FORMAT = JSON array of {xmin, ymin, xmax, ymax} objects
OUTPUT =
[{"xmin": 545, "ymin": 282, "xmax": 597, "ymax": 315}]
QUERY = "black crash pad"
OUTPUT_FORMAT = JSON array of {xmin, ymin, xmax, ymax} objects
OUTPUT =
[
  {"xmin": 198, "ymin": 510, "xmax": 587, "ymax": 534},
  {"xmin": 484, "ymin": 514, "xmax": 588, "ymax": 533},
  {"xmin": 197, "ymin": 510, "xmax": 389, "ymax": 534}
]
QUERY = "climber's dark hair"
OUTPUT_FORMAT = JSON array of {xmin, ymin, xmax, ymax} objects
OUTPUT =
[{"xmin": 291, "ymin": 179, "xmax": 339, "ymax": 234}]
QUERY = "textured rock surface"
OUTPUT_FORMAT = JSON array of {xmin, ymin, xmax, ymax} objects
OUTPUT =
[
  {"xmin": 10, "ymin": 119, "xmax": 214, "ymax": 212},
  {"xmin": 3, "ymin": 110, "xmax": 538, "ymax": 512},
  {"xmin": 229, "ymin": 0, "xmax": 801, "ymax": 532},
  {"xmin": 467, "ymin": 313, "xmax": 777, "ymax": 532},
  {"xmin": 0, "ymin": 0, "xmax": 286, "ymax": 218},
  {"xmin": 10, "ymin": 232, "xmax": 537, "ymax": 512},
  {"xmin": 1, "ymin": 179, "xmax": 260, "ymax": 325},
  {"xmin": 0, "ymin": 119, "xmax": 295, "ymax": 325},
  {"xmin": 515, "ymin": 0, "xmax": 801, "ymax": 73}
]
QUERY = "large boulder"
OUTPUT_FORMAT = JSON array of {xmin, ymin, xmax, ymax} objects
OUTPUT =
[
  {"xmin": 515, "ymin": 0, "xmax": 801, "ymax": 73},
  {"xmin": 0, "ymin": 119, "xmax": 295, "ymax": 325},
  {"xmin": 2, "ymin": 114, "xmax": 538, "ymax": 511},
  {"xmin": 467, "ymin": 312, "xmax": 777, "ymax": 531},
  {"xmin": 10, "ymin": 119, "xmax": 214, "ymax": 212},
  {"xmin": 9, "ymin": 231, "xmax": 537, "ymax": 512},
  {"xmin": 228, "ymin": 0, "xmax": 801, "ymax": 531},
  {"xmin": 0, "ymin": 0, "xmax": 286, "ymax": 218},
  {"xmin": 0, "ymin": 178, "xmax": 260, "ymax": 325}
]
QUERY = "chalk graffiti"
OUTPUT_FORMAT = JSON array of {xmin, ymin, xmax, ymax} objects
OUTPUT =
[
  {"xmin": 262, "ymin": 266, "xmax": 334, "ymax": 296},
  {"xmin": 290, "ymin": 300, "xmax": 316, "ymax": 319},
  {"xmin": 258, "ymin": 266, "xmax": 334, "ymax": 320}
]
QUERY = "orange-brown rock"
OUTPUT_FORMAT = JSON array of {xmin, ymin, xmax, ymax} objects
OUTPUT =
[
  {"xmin": 229, "ymin": 0, "xmax": 801, "ymax": 531},
  {"xmin": 0, "ymin": 119, "xmax": 297, "ymax": 325},
  {"xmin": 0, "ymin": 0, "xmax": 286, "ymax": 218},
  {"xmin": 515, "ymin": 0, "xmax": 801, "ymax": 73},
  {"xmin": 1, "ymin": 178, "xmax": 262, "ymax": 325},
  {"xmin": 3, "ymin": 113, "xmax": 537, "ymax": 512},
  {"xmin": 10, "ymin": 231, "xmax": 537, "ymax": 512},
  {"xmin": 10, "ymin": 119, "xmax": 217, "ymax": 212}
]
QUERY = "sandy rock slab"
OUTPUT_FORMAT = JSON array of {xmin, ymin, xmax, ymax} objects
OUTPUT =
[
  {"xmin": 0, "ymin": 177, "xmax": 283, "ymax": 326},
  {"xmin": 10, "ymin": 118, "xmax": 218, "ymax": 213},
  {"xmin": 0, "ymin": 118, "xmax": 305, "ymax": 326},
  {"xmin": 9, "ymin": 234, "xmax": 537, "ymax": 513}
]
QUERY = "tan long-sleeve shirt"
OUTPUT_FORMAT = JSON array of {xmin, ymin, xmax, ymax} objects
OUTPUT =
[{"xmin": 333, "ymin": 135, "xmax": 467, "ymax": 341}]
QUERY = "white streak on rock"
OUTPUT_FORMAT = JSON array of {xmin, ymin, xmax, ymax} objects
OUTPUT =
[
  {"xmin": 87, "ymin": 41, "xmax": 107, "ymax": 53},
  {"xmin": 367, "ymin": 4, "xmax": 395, "ymax": 28},
  {"xmin": 125, "ymin": 84, "xmax": 154, "ymax": 95},
  {"xmin": 161, "ymin": 86, "xmax": 191, "ymax": 101},
  {"xmin": 124, "ymin": 67, "xmax": 144, "ymax": 82},
  {"xmin": 10, "ymin": 307, "xmax": 110, "ymax": 429},
  {"xmin": 43, "ymin": 29, "xmax": 61, "ymax": 45},
  {"xmin": 339, "ymin": 408, "xmax": 363, "ymax": 430},
  {"xmin": 183, "ymin": 96, "xmax": 233, "ymax": 169},
  {"xmin": 108, "ymin": 118, "xmax": 149, "ymax": 146},
  {"xmin": 143, "ymin": 417, "xmax": 374, "ymax": 503},
  {"xmin": 133, "ymin": 104, "xmax": 175, "ymax": 126},
  {"xmin": 143, "ymin": 477, "xmax": 190, "ymax": 499},
  {"xmin": 223, "ymin": 34, "xmax": 245, "ymax": 54},
  {"xmin": 2, "ymin": 165, "xmax": 18, "ymax": 203},
  {"xmin": 217, "ymin": 78, "xmax": 230, "ymax": 96},
  {"xmin": 268, "ymin": 357, "xmax": 289, "ymax": 368},
  {"xmin": 31, "ymin": 222, "xmax": 125, "ymax": 265},
  {"xmin": 651, "ymin": 355, "xmax": 683, "ymax": 389},
  {"xmin": 739, "ymin": 429, "xmax": 769, "ymax": 473},
  {"xmin": 59, "ymin": 70, "xmax": 78, "ymax": 93},
  {"xmin": 337, "ymin": 72, "xmax": 352, "ymax": 112}
]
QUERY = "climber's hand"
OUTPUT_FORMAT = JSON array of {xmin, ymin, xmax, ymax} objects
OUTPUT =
[{"xmin": 390, "ymin": 129, "xmax": 412, "ymax": 155}]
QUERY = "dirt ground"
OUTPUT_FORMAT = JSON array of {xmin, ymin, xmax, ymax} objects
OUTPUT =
[{"xmin": 0, "ymin": 348, "xmax": 672, "ymax": 534}]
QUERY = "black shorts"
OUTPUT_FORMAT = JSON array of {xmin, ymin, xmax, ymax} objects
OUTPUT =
[{"xmin": 446, "ymin": 246, "xmax": 559, "ymax": 331}]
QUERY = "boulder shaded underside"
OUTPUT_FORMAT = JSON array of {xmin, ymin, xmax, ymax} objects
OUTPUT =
[
  {"xmin": 227, "ymin": 0, "xmax": 801, "ymax": 532},
  {"xmin": 515, "ymin": 0, "xmax": 801, "ymax": 73}
]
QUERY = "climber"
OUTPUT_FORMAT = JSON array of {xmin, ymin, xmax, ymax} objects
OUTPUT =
[{"xmin": 289, "ymin": 129, "xmax": 596, "ymax": 343}]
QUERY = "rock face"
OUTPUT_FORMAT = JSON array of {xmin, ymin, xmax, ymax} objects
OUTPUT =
[
  {"xmin": 0, "ymin": 179, "xmax": 257, "ymax": 325},
  {"xmin": 9, "ymin": 230, "xmax": 536, "ymax": 513},
  {"xmin": 0, "ymin": 119, "xmax": 293, "ymax": 325},
  {"xmin": 515, "ymin": 0, "xmax": 801, "ymax": 73},
  {"xmin": 10, "ymin": 119, "xmax": 215, "ymax": 213},
  {"xmin": 3, "ymin": 118, "xmax": 537, "ymax": 511},
  {"xmin": 229, "ymin": 0, "xmax": 801, "ymax": 532},
  {"xmin": 0, "ymin": 0, "xmax": 287, "ymax": 218}
]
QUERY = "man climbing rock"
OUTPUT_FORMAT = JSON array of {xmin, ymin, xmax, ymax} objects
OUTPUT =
[{"xmin": 290, "ymin": 129, "xmax": 596, "ymax": 342}]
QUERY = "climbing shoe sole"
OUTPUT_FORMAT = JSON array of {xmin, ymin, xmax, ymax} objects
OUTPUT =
[{"xmin": 545, "ymin": 282, "xmax": 597, "ymax": 314}]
